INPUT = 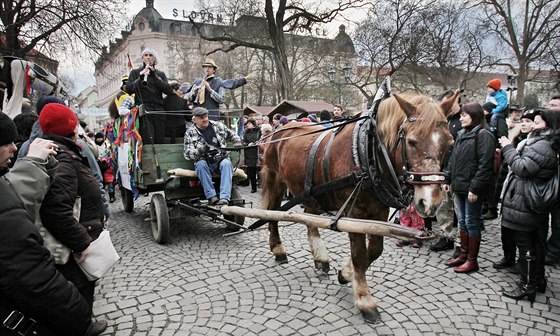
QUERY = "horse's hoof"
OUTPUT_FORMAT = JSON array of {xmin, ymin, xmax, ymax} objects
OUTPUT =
[
  {"xmin": 337, "ymin": 270, "xmax": 349, "ymax": 285},
  {"xmin": 314, "ymin": 261, "xmax": 330, "ymax": 273},
  {"xmin": 275, "ymin": 254, "xmax": 288, "ymax": 264},
  {"xmin": 362, "ymin": 308, "xmax": 382, "ymax": 324}
]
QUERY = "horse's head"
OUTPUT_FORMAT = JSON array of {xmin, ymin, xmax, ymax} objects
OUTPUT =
[{"xmin": 380, "ymin": 91, "xmax": 459, "ymax": 217}]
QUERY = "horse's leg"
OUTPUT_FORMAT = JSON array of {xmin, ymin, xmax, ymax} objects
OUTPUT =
[
  {"xmin": 304, "ymin": 208, "xmax": 330, "ymax": 273},
  {"xmin": 338, "ymin": 257, "xmax": 353, "ymax": 285},
  {"xmin": 349, "ymin": 232, "xmax": 382, "ymax": 324},
  {"xmin": 261, "ymin": 171, "xmax": 288, "ymax": 263}
]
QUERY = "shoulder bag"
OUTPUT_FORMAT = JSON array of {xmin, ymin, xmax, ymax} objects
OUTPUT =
[
  {"xmin": 77, "ymin": 228, "xmax": 120, "ymax": 281},
  {"xmin": 525, "ymin": 155, "xmax": 559, "ymax": 213}
]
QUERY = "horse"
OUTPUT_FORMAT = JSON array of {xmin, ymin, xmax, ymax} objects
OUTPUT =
[{"xmin": 259, "ymin": 90, "xmax": 460, "ymax": 323}]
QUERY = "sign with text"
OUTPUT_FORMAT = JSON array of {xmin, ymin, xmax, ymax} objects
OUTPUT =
[{"xmin": 172, "ymin": 9, "xmax": 224, "ymax": 23}]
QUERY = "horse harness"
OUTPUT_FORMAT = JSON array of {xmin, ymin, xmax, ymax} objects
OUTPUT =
[{"xmin": 248, "ymin": 97, "xmax": 446, "ymax": 231}]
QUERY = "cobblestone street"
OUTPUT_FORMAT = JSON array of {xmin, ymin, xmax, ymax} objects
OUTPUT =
[{"xmin": 94, "ymin": 186, "xmax": 560, "ymax": 335}]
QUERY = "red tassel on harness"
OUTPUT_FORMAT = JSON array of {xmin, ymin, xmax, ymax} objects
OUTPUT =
[{"xmin": 25, "ymin": 66, "xmax": 33, "ymax": 96}]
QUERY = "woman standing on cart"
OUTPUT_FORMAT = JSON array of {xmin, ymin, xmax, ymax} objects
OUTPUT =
[
  {"xmin": 125, "ymin": 48, "xmax": 173, "ymax": 144},
  {"xmin": 243, "ymin": 118, "xmax": 261, "ymax": 193}
]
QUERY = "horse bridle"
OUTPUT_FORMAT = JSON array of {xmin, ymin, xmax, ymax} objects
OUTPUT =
[{"xmin": 397, "ymin": 116, "xmax": 447, "ymax": 185}]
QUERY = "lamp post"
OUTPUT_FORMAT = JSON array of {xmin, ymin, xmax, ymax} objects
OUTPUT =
[
  {"xmin": 328, "ymin": 62, "xmax": 352, "ymax": 105},
  {"xmin": 506, "ymin": 74, "xmax": 517, "ymax": 104}
]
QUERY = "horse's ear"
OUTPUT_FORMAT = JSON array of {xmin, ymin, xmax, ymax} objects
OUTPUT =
[
  {"xmin": 440, "ymin": 89, "xmax": 461, "ymax": 117},
  {"xmin": 393, "ymin": 93, "xmax": 417, "ymax": 117}
]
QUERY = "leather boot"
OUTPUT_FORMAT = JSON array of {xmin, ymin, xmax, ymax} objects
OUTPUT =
[
  {"xmin": 455, "ymin": 235, "xmax": 480, "ymax": 273},
  {"xmin": 493, "ymin": 257, "xmax": 515, "ymax": 269},
  {"xmin": 504, "ymin": 253, "xmax": 537, "ymax": 302},
  {"xmin": 445, "ymin": 231, "xmax": 468, "ymax": 267},
  {"xmin": 483, "ymin": 208, "xmax": 498, "ymax": 220}
]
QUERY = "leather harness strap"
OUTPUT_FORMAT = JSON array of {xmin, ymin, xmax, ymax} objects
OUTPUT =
[{"xmin": 304, "ymin": 131, "xmax": 331, "ymax": 197}]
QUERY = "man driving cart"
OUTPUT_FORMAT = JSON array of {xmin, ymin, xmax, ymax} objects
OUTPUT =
[{"xmin": 183, "ymin": 107, "xmax": 242, "ymax": 206}]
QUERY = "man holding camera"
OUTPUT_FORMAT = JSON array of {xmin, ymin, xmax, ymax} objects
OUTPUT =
[{"xmin": 183, "ymin": 107, "xmax": 242, "ymax": 205}]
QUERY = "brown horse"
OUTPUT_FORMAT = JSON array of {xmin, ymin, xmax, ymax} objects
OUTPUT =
[{"xmin": 260, "ymin": 91, "xmax": 460, "ymax": 323}]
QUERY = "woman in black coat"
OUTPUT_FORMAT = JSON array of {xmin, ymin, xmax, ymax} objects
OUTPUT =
[
  {"xmin": 0, "ymin": 113, "xmax": 103, "ymax": 336},
  {"xmin": 243, "ymin": 118, "xmax": 261, "ymax": 193},
  {"xmin": 499, "ymin": 109, "xmax": 559, "ymax": 302},
  {"xmin": 38, "ymin": 104, "xmax": 105, "ymax": 310},
  {"xmin": 444, "ymin": 103, "xmax": 495, "ymax": 273}
]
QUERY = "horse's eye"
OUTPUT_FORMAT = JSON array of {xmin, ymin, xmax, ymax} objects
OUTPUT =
[{"xmin": 407, "ymin": 139, "xmax": 418, "ymax": 148}]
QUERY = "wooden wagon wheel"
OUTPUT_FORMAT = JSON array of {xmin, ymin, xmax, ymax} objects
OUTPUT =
[
  {"xmin": 150, "ymin": 193, "xmax": 170, "ymax": 243},
  {"xmin": 121, "ymin": 186, "xmax": 134, "ymax": 213}
]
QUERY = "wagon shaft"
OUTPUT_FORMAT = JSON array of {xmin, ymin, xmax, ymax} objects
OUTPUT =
[{"xmin": 220, "ymin": 206, "xmax": 431, "ymax": 241}]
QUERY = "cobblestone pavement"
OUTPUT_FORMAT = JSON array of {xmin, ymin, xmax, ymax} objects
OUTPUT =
[{"xmin": 95, "ymin": 185, "xmax": 560, "ymax": 335}]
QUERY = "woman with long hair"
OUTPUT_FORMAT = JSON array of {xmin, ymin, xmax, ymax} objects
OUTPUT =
[
  {"xmin": 499, "ymin": 109, "xmax": 559, "ymax": 301},
  {"xmin": 444, "ymin": 103, "xmax": 496, "ymax": 273}
]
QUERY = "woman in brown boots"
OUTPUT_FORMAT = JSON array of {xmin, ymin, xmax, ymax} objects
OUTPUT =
[{"xmin": 444, "ymin": 103, "xmax": 495, "ymax": 273}]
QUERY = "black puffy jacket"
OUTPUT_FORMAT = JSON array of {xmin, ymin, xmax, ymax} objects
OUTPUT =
[
  {"xmin": 501, "ymin": 129, "xmax": 557, "ymax": 231},
  {"xmin": 0, "ymin": 174, "xmax": 91, "ymax": 336},
  {"xmin": 40, "ymin": 135, "xmax": 104, "ymax": 252},
  {"xmin": 447, "ymin": 125, "xmax": 496, "ymax": 196}
]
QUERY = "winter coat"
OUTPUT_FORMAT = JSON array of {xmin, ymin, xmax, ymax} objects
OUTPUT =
[
  {"xmin": 187, "ymin": 75, "xmax": 247, "ymax": 120},
  {"xmin": 18, "ymin": 121, "xmax": 110, "ymax": 220},
  {"xmin": 164, "ymin": 93, "xmax": 191, "ymax": 124},
  {"xmin": 486, "ymin": 89, "xmax": 508, "ymax": 115},
  {"xmin": 446, "ymin": 125, "xmax": 495, "ymax": 196},
  {"xmin": 500, "ymin": 129, "xmax": 557, "ymax": 231},
  {"xmin": 183, "ymin": 121, "xmax": 241, "ymax": 161},
  {"xmin": 0, "ymin": 159, "xmax": 91, "ymax": 336},
  {"xmin": 126, "ymin": 64, "xmax": 173, "ymax": 111},
  {"xmin": 243, "ymin": 127, "xmax": 261, "ymax": 167},
  {"xmin": 40, "ymin": 135, "xmax": 104, "ymax": 253}
]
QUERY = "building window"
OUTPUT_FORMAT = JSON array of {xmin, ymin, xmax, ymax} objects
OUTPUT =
[{"xmin": 138, "ymin": 22, "xmax": 145, "ymax": 31}]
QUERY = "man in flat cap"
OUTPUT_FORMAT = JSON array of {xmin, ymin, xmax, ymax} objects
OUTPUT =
[
  {"xmin": 183, "ymin": 107, "xmax": 242, "ymax": 205},
  {"xmin": 187, "ymin": 59, "xmax": 248, "ymax": 121}
]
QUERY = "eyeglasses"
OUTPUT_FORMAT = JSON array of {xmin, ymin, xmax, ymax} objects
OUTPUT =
[{"xmin": 144, "ymin": 54, "xmax": 153, "ymax": 57}]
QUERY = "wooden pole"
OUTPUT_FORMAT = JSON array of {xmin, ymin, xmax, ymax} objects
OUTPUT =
[{"xmin": 221, "ymin": 206, "xmax": 431, "ymax": 242}]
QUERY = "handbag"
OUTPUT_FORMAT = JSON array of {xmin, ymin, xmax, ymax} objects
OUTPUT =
[
  {"xmin": 77, "ymin": 229, "xmax": 120, "ymax": 281},
  {"xmin": 525, "ymin": 155, "xmax": 559, "ymax": 213},
  {"xmin": 37, "ymin": 197, "xmax": 81, "ymax": 265}
]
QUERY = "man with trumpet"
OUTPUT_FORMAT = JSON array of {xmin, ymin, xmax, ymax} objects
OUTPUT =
[
  {"xmin": 187, "ymin": 59, "xmax": 248, "ymax": 121},
  {"xmin": 125, "ymin": 48, "xmax": 173, "ymax": 144}
]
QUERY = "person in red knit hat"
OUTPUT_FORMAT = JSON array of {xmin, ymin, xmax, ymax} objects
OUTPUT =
[
  {"xmin": 38, "ymin": 103, "xmax": 109, "ymax": 334},
  {"xmin": 485, "ymin": 78, "xmax": 509, "ymax": 138}
]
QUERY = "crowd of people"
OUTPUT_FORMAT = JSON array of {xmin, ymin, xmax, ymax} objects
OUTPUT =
[{"xmin": 1, "ymin": 53, "xmax": 558, "ymax": 335}]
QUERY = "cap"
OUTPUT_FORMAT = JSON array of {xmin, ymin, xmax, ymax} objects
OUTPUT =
[
  {"xmin": 521, "ymin": 109, "xmax": 537, "ymax": 121},
  {"xmin": 487, "ymin": 79, "xmax": 501, "ymax": 91},
  {"xmin": 192, "ymin": 107, "xmax": 209, "ymax": 116},
  {"xmin": 38, "ymin": 103, "xmax": 78, "ymax": 137},
  {"xmin": 202, "ymin": 59, "xmax": 218, "ymax": 69},
  {"xmin": 0, "ymin": 112, "xmax": 18, "ymax": 146},
  {"xmin": 510, "ymin": 104, "xmax": 524, "ymax": 111}
]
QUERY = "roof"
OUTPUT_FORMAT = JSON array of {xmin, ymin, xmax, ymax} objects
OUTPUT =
[
  {"xmin": 267, "ymin": 100, "xmax": 335, "ymax": 119},
  {"xmin": 243, "ymin": 105, "xmax": 275, "ymax": 116}
]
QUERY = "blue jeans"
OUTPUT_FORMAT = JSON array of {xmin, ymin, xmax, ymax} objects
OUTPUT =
[
  {"xmin": 546, "ymin": 208, "xmax": 560, "ymax": 262},
  {"xmin": 195, "ymin": 159, "xmax": 233, "ymax": 200},
  {"xmin": 454, "ymin": 193, "xmax": 483, "ymax": 238}
]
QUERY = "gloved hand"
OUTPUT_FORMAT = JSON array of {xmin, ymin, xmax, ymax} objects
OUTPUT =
[{"xmin": 197, "ymin": 143, "xmax": 209, "ymax": 155}]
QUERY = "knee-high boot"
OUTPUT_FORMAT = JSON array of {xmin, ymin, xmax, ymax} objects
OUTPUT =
[
  {"xmin": 504, "ymin": 251, "xmax": 537, "ymax": 302},
  {"xmin": 445, "ymin": 231, "xmax": 468, "ymax": 267},
  {"xmin": 455, "ymin": 235, "xmax": 480, "ymax": 273}
]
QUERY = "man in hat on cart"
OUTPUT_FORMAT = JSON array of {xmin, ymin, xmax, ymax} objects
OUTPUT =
[
  {"xmin": 187, "ymin": 59, "xmax": 248, "ymax": 121},
  {"xmin": 183, "ymin": 107, "xmax": 242, "ymax": 206}
]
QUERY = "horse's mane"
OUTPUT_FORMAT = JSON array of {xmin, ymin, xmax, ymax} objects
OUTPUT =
[{"xmin": 377, "ymin": 93, "xmax": 446, "ymax": 151}]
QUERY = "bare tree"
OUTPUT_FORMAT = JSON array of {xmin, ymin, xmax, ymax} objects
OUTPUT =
[
  {"xmin": 0, "ymin": 0, "xmax": 128, "ymax": 58},
  {"xmin": 190, "ymin": 0, "xmax": 366, "ymax": 100},
  {"xmin": 352, "ymin": 0, "xmax": 435, "ymax": 105},
  {"xmin": 471, "ymin": 0, "xmax": 560, "ymax": 104}
]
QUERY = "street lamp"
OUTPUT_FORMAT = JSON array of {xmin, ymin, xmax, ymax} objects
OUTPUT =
[
  {"xmin": 328, "ymin": 62, "xmax": 352, "ymax": 105},
  {"xmin": 506, "ymin": 74, "xmax": 517, "ymax": 103}
]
